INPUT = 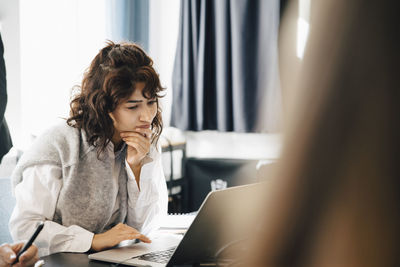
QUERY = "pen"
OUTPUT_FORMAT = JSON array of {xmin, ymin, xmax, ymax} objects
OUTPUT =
[{"xmin": 15, "ymin": 221, "xmax": 44, "ymax": 263}]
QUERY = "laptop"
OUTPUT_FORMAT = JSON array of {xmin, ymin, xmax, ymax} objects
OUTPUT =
[{"xmin": 89, "ymin": 183, "xmax": 264, "ymax": 266}]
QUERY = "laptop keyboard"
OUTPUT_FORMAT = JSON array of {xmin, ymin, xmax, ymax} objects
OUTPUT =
[{"xmin": 138, "ymin": 247, "xmax": 176, "ymax": 264}]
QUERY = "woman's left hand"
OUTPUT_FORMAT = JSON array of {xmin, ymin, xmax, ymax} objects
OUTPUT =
[{"xmin": 121, "ymin": 128, "xmax": 152, "ymax": 167}]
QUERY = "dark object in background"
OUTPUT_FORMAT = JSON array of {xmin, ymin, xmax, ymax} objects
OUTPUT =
[
  {"xmin": 162, "ymin": 140, "xmax": 188, "ymax": 214},
  {"xmin": 185, "ymin": 158, "xmax": 259, "ymax": 212},
  {"xmin": 168, "ymin": 194, "xmax": 184, "ymax": 214},
  {"xmin": 0, "ymin": 33, "xmax": 13, "ymax": 163}
]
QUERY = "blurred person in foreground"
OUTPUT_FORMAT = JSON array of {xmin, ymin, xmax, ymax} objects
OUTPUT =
[
  {"xmin": 0, "ymin": 243, "xmax": 38, "ymax": 267},
  {"xmin": 244, "ymin": 0, "xmax": 400, "ymax": 266}
]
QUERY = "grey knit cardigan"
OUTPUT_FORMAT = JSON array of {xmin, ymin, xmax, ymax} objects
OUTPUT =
[{"xmin": 11, "ymin": 122, "xmax": 128, "ymax": 233}]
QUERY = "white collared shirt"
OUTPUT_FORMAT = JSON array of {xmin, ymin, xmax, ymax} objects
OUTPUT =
[{"xmin": 9, "ymin": 144, "xmax": 168, "ymax": 257}]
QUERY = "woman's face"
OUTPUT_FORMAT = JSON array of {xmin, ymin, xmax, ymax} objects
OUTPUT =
[{"xmin": 109, "ymin": 82, "xmax": 157, "ymax": 136}]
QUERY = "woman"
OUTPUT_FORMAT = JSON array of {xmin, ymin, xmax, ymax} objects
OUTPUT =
[
  {"xmin": 246, "ymin": 0, "xmax": 400, "ymax": 266},
  {"xmin": 9, "ymin": 41, "xmax": 168, "ymax": 257}
]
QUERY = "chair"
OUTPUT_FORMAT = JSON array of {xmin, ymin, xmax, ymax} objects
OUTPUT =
[{"xmin": 0, "ymin": 177, "xmax": 16, "ymax": 243}]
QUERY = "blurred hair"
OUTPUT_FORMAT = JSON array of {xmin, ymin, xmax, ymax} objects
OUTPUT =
[
  {"xmin": 248, "ymin": 0, "xmax": 400, "ymax": 266},
  {"xmin": 67, "ymin": 41, "xmax": 164, "ymax": 156}
]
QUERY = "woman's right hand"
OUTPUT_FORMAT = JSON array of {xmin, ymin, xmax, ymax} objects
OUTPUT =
[
  {"xmin": 91, "ymin": 223, "xmax": 151, "ymax": 252},
  {"xmin": 0, "ymin": 242, "xmax": 38, "ymax": 267}
]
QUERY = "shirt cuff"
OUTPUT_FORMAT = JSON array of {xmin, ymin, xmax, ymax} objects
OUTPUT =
[{"xmin": 66, "ymin": 225, "xmax": 94, "ymax": 253}]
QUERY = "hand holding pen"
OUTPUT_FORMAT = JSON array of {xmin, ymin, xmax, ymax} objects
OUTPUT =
[
  {"xmin": 0, "ymin": 221, "xmax": 43, "ymax": 267},
  {"xmin": 0, "ymin": 242, "xmax": 38, "ymax": 267}
]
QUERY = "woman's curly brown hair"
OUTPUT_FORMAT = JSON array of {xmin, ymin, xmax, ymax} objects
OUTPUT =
[{"xmin": 67, "ymin": 41, "xmax": 164, "ymax": 156}]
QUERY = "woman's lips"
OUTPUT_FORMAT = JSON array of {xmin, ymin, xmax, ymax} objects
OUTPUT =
[{"xmin": 136, "ymin": 124, "xmax": 151, "ymax": 129}]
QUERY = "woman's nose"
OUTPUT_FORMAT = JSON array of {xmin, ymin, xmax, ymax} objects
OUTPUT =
[{"xmin": 140, "ymin": 107, "xmax": 153, "ymax": 122}]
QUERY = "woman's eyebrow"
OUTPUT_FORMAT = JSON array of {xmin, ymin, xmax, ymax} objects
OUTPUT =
[{"xmin": 126, "ymin": 100, "xmax": 143, "ymax": 103}]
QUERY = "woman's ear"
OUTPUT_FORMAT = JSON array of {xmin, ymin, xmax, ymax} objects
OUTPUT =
[{"xmin": 108, "ymin": 112, "xmax": 116, "ymax": 123}]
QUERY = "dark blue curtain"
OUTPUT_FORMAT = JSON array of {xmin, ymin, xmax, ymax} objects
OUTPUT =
[
  {"xmin": 171, "ymin": 0, "xmax": 282, "ymax": 132},
  {"xmin": 106, "ymin": 0, "xmax": 149, "ymax": 51}
]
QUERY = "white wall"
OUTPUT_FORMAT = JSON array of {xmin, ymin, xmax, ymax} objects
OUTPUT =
[
  {"xmin": 2, "ymin": 0, "xmax": 109, "ymax": 150},
  {"xmin": 18, "ymin": 0, "xmax": 107, "ymax": 148}
]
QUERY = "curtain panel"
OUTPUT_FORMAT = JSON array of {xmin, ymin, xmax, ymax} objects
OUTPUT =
[
  {"xmin": 171, "ymin": 0, "xmax": 282, "ymax": 132},
  {"xmin": 106, "ymin": 0, "xmax": 149, "ymax": 51}
]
